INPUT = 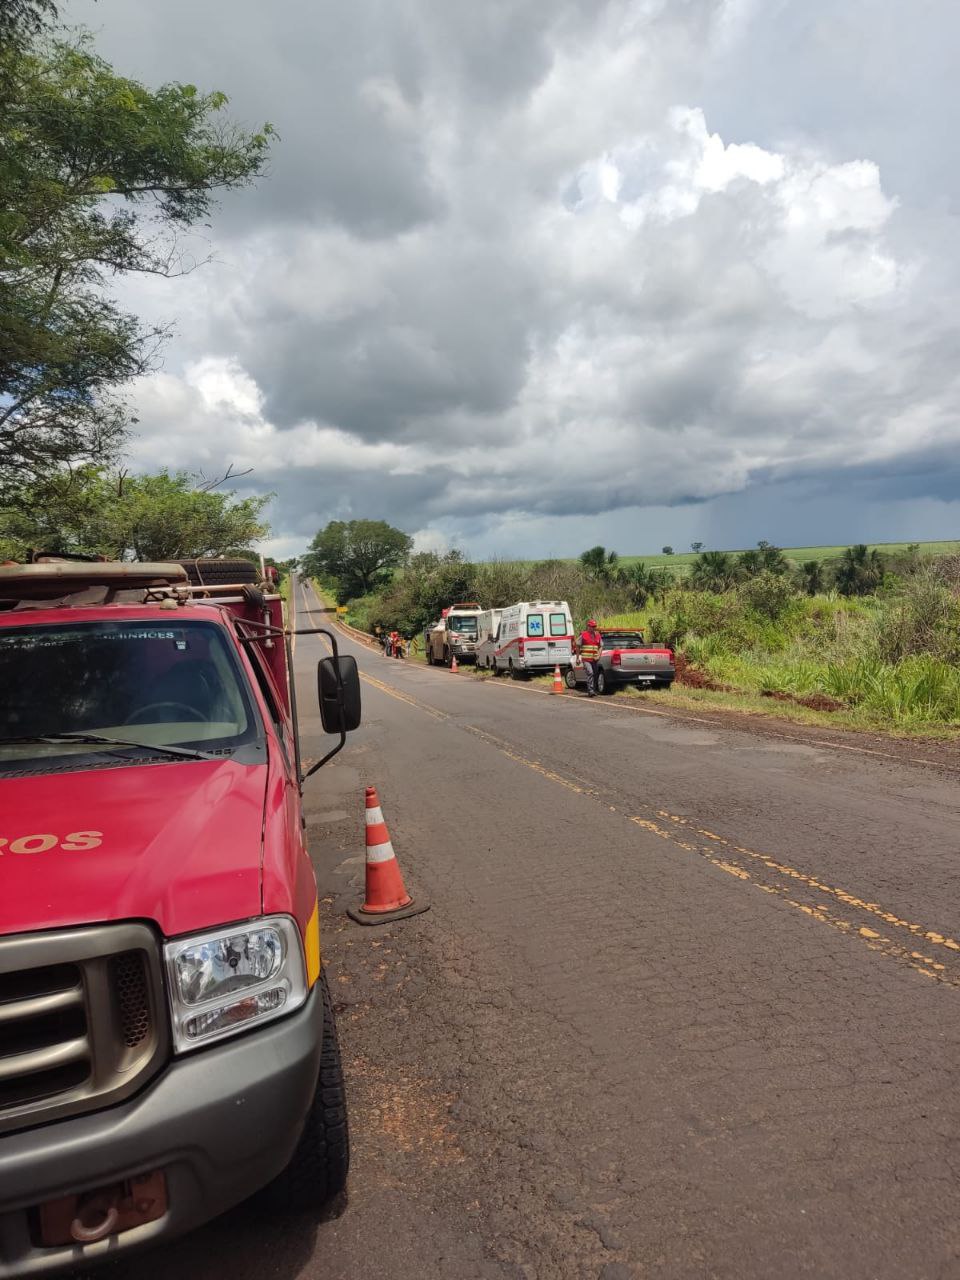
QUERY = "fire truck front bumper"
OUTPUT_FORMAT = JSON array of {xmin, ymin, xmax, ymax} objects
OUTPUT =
[{"xmin": 0, "ymin": 983, "xmax": 324, "ymax": 1277}]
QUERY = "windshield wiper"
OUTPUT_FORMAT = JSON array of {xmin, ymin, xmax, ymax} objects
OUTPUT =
[{"xmin": 0, "ymin": 733, "xmax": 221, "ymax": 762}]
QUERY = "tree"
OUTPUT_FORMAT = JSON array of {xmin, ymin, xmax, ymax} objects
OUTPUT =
[
  {"xmin": 622, "ymin": 562, "xmax": 672, "ymax": 608},
  {"xmin": 661, "ymin": 546, "xmax": 674, "ymax": 556},
  {"xmin": 738, "ymin": 540, "xmax": 788, "ymax": 577},
  {"xmin": 303, "ymin": 520, "xmax": 413, "ymax": 599},
  {"xmin": 367, "ymin": 550, "xmax": 473, "ymax": 636},
  {"xmin": 0, "ymin": 465, "xmax": 270, "ymax": 560},
  {"xmin": 0, "ymin": 1, "xmax": 57, "ymax": 45},
  {"xmin": 833, "ymin": 544, "xmax": 885, "ymax": 597},
  {"xmin": 799, "ymin": 560, "xmax": 824, "ymax": 596},
  {"xmin": 740, "ymin": 570, "xmax": 797, "ymax": 620},
  {"xmin": 0, "ymin": 23, "xmax": 273, "ymax": 494},
  {"xmin": 580, "ymin": 545, "xmax": 619, "ymax": 582},
  {"xmin": 690, "ymin": 550, "xmax": 740, "ymax": 592},
  {"xmin": 690, "ymin": 541, "xmax": 704, "ymax": 553}
]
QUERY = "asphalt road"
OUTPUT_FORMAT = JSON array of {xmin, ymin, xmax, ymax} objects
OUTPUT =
[{"xmin": 110, "ymin": 577, "xmax": 960, "ymax": 1280}]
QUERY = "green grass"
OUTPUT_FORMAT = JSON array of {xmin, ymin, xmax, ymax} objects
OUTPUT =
[
  {"xmin": 590, "ymin": 593, "xmax": 960, "ymax": 731},
  {"xmin": 616, "ymin": 540, "xmax": 960, "ymax": 575},
  {"xmin": 488, "ymin": 541, "xmax": 959, "ymax": 579}
]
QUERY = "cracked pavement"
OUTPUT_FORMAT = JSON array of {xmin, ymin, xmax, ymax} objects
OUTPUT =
[{"xmin": 114, "ymin": 578, "xmax": 960, "ymax": 1280}]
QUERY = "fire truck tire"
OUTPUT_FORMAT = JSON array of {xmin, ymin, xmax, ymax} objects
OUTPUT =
[
  {"xmin": 564, "ymin": 666, "xmax": 579, "ymax": 689},
  {"xmin": 269, "ymin": 972, "xmax": 349, "ymax": 1210},
  {"xmin": 176, "ymin": 558, "xmax": 260, "ymax": 586},
  {"xmin": 595, "ymin": 668, "xmax": 610, "ymax": 695}
]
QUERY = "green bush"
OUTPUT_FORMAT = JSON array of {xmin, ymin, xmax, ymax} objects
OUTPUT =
[
  {"xmin": 739, "ymin": 570, "xmax": 798, "ymax": 621},
  {"xmin": 872, "ymin": 568, "xmax": 960, "ymax": 664}
]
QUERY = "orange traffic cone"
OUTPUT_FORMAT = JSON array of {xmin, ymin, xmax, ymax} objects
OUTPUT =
[
  {"xmin": 450, "ymin": 653, "xmax": 459, "ymax": 673},
  {"xmin": 347, "ymin": 786, "xmax": 430, "ymax": 925},
  {"xmin": 552, "ymin": 664, "xmax": 563, "ymax": 694}
]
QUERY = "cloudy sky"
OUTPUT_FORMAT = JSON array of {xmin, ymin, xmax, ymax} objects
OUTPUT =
[{"xmin": 73, "ymin": 0, "xmax": 960, "ymax": 560}]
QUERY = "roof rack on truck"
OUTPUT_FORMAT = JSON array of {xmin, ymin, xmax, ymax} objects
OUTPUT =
[{"xmin": 0, "ymin": 561, "xmax": 273, "ymax": 609}]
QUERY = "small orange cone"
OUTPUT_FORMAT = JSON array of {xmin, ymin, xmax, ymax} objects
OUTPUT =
[
  {"xmin": 450, "ymin": 653, "xmax": 459, "ymax": 673},
  {"xmin": 347, "ymin": 786, "xmax": 430, "ymax": 925},
  {"xmin": 552, "ymin": 664, "xmax": 563, "ymax": 694}
]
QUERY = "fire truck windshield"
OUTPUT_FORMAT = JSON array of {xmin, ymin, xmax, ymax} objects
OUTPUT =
[
  {"xmin": 447, "ymin": 616, "xmax": 478, "ymax": 635},
  {"xmin": 0, "ymin": 620, "xmax": 260, "ymax": 773}
]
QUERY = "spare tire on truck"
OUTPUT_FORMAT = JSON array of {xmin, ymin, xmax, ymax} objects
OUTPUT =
[{"xmin": 176, "ymin": 558, "xmax": 260, "ymax": 587}]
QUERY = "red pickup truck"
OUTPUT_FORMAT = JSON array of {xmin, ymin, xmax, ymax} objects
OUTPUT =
[
  {"xmin": 0, "ymin": 560, "xmax": 361, "ymax": 1275},
  {"xmin": 565, "ymin": 629, "xmax": 675, "ymax": 694}
]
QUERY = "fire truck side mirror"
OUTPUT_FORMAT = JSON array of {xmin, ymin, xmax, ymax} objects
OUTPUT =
[{"xmin": 317, "ymin": 655, "xmax": 362, "ymax": 734}]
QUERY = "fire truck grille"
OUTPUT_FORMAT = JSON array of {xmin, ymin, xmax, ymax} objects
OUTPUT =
[
  {"xmin": 0, "ymin": 925, "xmax": 169, "ymax": 1135},
  {"xmin": 0, "ymin": 964, "xmax": 89, "ymax": 1110},
  {"xmin": 109, "ymin": 952, "xmax": 151, "ymax": 1048}
]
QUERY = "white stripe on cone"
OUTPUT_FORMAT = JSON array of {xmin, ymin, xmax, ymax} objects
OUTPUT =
[
  {"xmin": 367, "ymin": 840, "xmax": 396, "ymax": 864},
  {"xmin": 365, "ymin": 806, "xmax": 385, "ymax": 825}
]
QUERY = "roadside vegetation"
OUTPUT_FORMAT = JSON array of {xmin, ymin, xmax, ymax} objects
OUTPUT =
[
  {"xmin": 0, "ymin": 1, "xmax": 273, "ymax": 556},
  {"xmin": 310, "ymin": 518, "xmax": 960, "ymax": 734}
]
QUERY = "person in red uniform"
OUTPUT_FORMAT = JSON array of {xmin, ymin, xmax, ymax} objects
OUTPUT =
[{"xmin": 577, "ymin": 619, "xmax": 603, "ymax": 697}]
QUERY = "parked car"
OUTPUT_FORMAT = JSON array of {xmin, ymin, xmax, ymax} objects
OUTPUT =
[
  {"xmin": 490, "ymin": 601, "xmax": 574, "ymax": 677},
  {"xmin": 566, "ymin": 629, "xmax": 674, "ymax": 694}
]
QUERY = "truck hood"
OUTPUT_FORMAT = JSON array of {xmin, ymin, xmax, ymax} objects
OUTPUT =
[{"xmin": 1, "ymin": 759, "xmax": 266, "ymax": 937}]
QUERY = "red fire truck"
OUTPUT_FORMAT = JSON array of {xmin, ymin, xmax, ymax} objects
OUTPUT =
[{"xmin": 0, "ymin": 559, "xmax": 360, "ymax": 1275}]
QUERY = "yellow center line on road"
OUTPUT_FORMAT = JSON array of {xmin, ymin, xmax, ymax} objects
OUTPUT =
[
  {"xmin": 649, "ymin": 810, "xmax": 960, "ymax": 956},
  {"xmin": 632, "ymin": 808, "xmax": 960, "ymax": 983},
  {"xmin": 359, "ymin": 669, "xmax": 450, "ymax": 723},
  {"xmin": 332, "ymin": 654, "xmax": 960, "ymax": 991}
]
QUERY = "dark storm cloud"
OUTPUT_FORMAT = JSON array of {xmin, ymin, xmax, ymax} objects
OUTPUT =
[
  {"xmin": 70, "ymin": 0, "xmax": 960, "ymax": 555},
  {"xmin": 234, "ymin": 231, "xmax": 539, "ymax": 435}
]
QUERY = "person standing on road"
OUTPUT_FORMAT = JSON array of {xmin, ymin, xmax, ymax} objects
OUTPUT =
[{"xmin": 577, "ymin": 619, "xmax": 603, "ymax": 697}]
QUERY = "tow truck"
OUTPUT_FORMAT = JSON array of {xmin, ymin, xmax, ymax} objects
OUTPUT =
[
  {"xmin": 0, "ymin": 559, "xmax": 361, "ymax": 1276},
  {"xmin": 424, "ymin": 602, "xmax": 483, "ymax": 667}
]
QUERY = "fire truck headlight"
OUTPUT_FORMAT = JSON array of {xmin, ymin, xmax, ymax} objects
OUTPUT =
[{"xmin": 164, "ymin": 916, "xmax": 308, "ymax": 1053}]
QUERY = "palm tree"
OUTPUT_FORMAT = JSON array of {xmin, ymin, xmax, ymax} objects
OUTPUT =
[
  {"xmin": 834, "ymin": 544, "xmax": 885, "ymax": 596},
  {"xmin": 579, "ymin": 545, "xmax": 619, "ymax": 582},
  {"xmin": 800, "ymin": 560, "xmax": 824, "ymax": 595},
  {"xmin": 691, "ymin": 550, "xmax": 739, "ymax": 592},
  {"xmin": 623, "ymin": 562, "xmax": 671, "ymax": 607},
  {"xmin": 739, "ymin": 540, "xmax": 788, "ymax": 577}
]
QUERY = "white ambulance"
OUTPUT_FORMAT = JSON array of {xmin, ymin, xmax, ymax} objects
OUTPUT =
[{"xmin": 492, "ymin": 600, "xmax": 574, "ymax": 677}]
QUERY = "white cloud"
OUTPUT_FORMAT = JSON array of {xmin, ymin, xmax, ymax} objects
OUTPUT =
[{"xmin": 72, "ymin": 0, "xmax": 960, "ymax": 555}]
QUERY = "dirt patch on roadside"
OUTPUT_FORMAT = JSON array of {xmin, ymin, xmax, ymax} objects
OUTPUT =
[
  {"xmin": 676, "ymin": 654, "xmax": 845, "ymax": 714},
  {"xmin": 674, "ymin": 653, "xmax": 733, "ymax": 692},
  {"xmin": 761, "ymin": 689, "xmax": 846, "ymax": 713}
]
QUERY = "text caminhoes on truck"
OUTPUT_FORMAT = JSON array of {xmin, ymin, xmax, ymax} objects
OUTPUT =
[{"xmin": 0, "ymin": 558, "xmax": 362, "ymax": 1277}]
